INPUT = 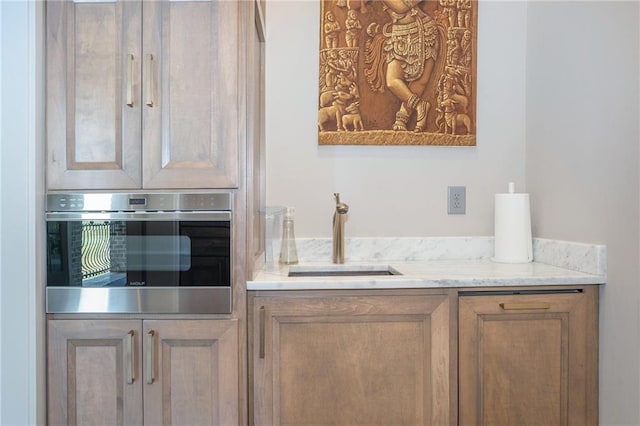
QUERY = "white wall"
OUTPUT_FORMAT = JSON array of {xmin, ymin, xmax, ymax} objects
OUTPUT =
[
  {"xmin": 525, "ymin": 2, "xmax": 640, "ymax": 425},
  {"xmin": 0, "ymin": 1, "xmax": 45, "ymax": 424},
  {"xmin": 265, "ymin": 0, "xmax": 528, "ymax": 237},
  {"xmin": 267, "ymin": 0, "xmax": 640, "ymax": 424}
]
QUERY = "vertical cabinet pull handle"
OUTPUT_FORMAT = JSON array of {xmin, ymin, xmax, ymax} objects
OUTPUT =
[
  {"xmin": 499, "ymin": 302, "xmax": 551, "ymax": 310},
  {"xmin": 125, "ymin": 330, "xmax": 135, "ymax": 384},
  {"xmin": 145, "ymin": 54, "xmax": 155, "ymax": 107},
  {"xmin": 126, "ymin": 54, "xmax": 134, "ymax": 107},
  {"xmin": 146, "ymin": 330, "xmax": 155, "ymax": 384},
  {"xmin": 259, "ymin": 306, "xmax": 266, "ymax": 359}
]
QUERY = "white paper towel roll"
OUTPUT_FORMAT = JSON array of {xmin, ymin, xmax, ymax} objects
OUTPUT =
[{"xmin": 493, "ymin": 188, "xmax": 533, "ymax": 263}]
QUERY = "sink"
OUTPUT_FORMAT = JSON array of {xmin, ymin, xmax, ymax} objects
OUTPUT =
[{"xmin": 287, "ymin": 265, "xmax": 401, "ymax": 277}]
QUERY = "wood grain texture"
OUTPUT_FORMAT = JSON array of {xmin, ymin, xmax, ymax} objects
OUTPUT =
[
  {"xmin": 46, "ymin": 0, "xmax": 142, "ymax": 190},
  {"xmin": 458, "ymin": 287, "xmax": 598, "ymax": 426},
  {"xmin": 47, "ymin": 0, "xmax": 241, "ymax": 190},
  {"xmin": 48, "ymin": 318, "xmax": 239, "ymax": 426},
  {"xmin": 47, "ymin": 319, "xmax": 143, "ymax": 426},
  {"xmin": 251, "ymin": 291, "xmax": 453, "ymax": 426},
  {"xmin": 142, "ymin": 319, "xmax": 239, "ymax": 426},
  {"xmin": 142, "ymin": 0, "xmax": 239, "ymax": 189},
  {"xmin": 246, "ymin": 1, "xmax": 266, "ymax": 276}
]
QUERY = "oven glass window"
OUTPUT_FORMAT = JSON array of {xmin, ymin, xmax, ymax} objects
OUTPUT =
[{"xmin": 46, "ymin": 220, "xmax": 230, "ymax": 287}]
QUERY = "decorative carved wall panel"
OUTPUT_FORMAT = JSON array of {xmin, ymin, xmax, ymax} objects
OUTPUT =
[{"xmin": 318, "ymin": 0, "xmax": 477, "ymax": 146}]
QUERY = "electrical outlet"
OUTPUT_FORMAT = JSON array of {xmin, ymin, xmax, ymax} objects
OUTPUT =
[{"xmin": 448, "ymin": 186, "xmax": 466, "ymax": 214}]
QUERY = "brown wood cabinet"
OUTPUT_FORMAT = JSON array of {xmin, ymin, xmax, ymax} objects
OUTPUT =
[
  {"xmin": 249, "ymin": 290, "xmax": 456, "ymax": 426},
  {"xmin": 48, "ymin": 319, "xmax": 142, "ymax": 425},
  {"xmin": 46, "ymin": 0, "xmax": 240, "ymax": 190},
  {"xmin": 246, "ymin": 0, "xmax": 266, "ymax": 277},
  {"xmin": 249, "ymin": 286, "xmax": 599, "ymax": 426},
  {"xmin": 48, "ymin": 318, "xmax": 238, "ymax": 425},
  {"xmin": 458, "ymin": 287, "xmax": 598, "ymax": 426}
]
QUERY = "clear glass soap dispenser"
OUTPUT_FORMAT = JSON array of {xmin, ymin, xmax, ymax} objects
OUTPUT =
[{"xmin": 279, "ymin": 207, "xmax": 299, "ymax": 265}]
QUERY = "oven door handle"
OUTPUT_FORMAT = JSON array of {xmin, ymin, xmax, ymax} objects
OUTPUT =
[{"xmin": 45, "ymin": 211, "xmax": 232, "ymax": 222}]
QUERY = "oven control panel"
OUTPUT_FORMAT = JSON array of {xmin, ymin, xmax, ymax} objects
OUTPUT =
[{"xmin": 47, "ymin": 193, "xmax": 232, "ymax": 212}]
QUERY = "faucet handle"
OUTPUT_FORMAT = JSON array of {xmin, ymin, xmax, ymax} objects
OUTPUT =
[{"xmin": 334, "ymin": 193, "xmax": 349, "ymax": 214}]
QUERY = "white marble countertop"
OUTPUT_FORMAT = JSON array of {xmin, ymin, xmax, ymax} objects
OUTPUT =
[
  {"xmin": 248, "ymin": 237, "xmax": 607, "ymax": 291},
  {"xmin": 248, "ymin": 260, "xmax": 605, "ymax": 291}
]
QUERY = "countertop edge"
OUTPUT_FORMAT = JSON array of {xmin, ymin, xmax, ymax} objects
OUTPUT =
[
  {"xmin": 247, "ymin": 260, "xmax": 605, "ymax": 291},
  {"xmin": 247, "ymin": 279, "xmax": 605, "ymax": 291}
]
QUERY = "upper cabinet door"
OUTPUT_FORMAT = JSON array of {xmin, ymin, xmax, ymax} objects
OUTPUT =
[
  {"xmin": 46, "ymin": 0, "xmax": 241, "ymax": 191},
  {"xmin": 47, "ymin": 0, "xmax": 142, "ymax": 190},
  {"xmin": 142, "ymin": 0, "xmax": 239, "ymax": 189}
]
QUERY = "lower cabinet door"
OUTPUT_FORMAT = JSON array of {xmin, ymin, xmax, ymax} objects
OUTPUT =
[
  {"xmin": 48, "ymin": 318, "xmax": 239, "ymax": 426},
  {"xmin": 251, "ymin": 291, "xmax": 454, "ymax": 426},
  {"xmin": 458, "ymin": 287, "xmax": 598, "ymax": 426},
  {"xmin": 142, "ymin": 319, "xmax": 239, "ymax": 426},
  {"xmin": 48, "ymin": 319, "xmax": 143, "ymax": 426}
]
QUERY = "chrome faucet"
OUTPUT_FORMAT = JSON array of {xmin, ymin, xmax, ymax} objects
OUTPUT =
[{"xmin": 332, "ymin": 193, "xmax": 349, "ymax": 264}]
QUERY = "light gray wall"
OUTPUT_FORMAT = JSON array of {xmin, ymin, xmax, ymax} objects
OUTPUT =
[
  {"xmin": 525, "ymin": 2, "xmax": 640, "ymax": 425},
  {"xmin": 0, "ymin": 1, "xmax": 45, "ymax": 425},
  {"xmin": 265, "ymin": 0, "xmax": 528, "ymax": 237},
  {"xmin": 268, "ymin": 0, "xmax": 640, "ymax": 423}
]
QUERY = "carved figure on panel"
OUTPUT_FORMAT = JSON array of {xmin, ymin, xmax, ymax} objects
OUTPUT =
[
  {"xmin": 345, "ymin": 10, "xmax": 362, "ymax": 48},
  {"xmin": 364, "ymin": 0, "xmax": 440, "ymax": 132},
  {"xmin": 439, "ymin": 0, "xmax": 456, "ymax": 28},
  {"xmin": 323, "ymin": 50, "xmax": 341, "ymax": 90},
  {"xmin": 457, "ymin": 0, "xmax": 472, "ymax": 28},
  {"xmin": 338, "ymin": 49, "xmax": 357, "ymax": 81},
  {"xmin": 342, "ymin": 101, "xmax": 365, "ymax": 131},
  {"xmin": 435, "ymin": 66, "xmax": 470, "ymax": 134},
  {"xmin": 440, "ymin": 97, "xmax": 471, "ymax": 135},
  {"xmin": 318, "ymin": 90, "xmax": 352, "ymax": 132},
  {"xmin": 318, "ymin": 0, "xmax": 477, "ymax": 145},
  {"xmin": 324, "ymin": 11, "xmax": 341, "ymax": 49},
  {"xmin": 460, "ymin": 30, "xmax": 472, "ymax": 68},
  {"xmin": 318, "ymin": 55, "xmax": 360, "ymax": 132},
  {"xmin": 446, "ymin": 27, "xmax": 461, "ymax": 67}
]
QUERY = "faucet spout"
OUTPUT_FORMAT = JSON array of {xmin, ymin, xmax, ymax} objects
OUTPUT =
[{"xmin": 333, "ymin": 193, "xmax": 349, "ymax": 264}]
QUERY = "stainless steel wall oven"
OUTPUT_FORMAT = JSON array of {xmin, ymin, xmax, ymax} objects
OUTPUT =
[{"xmin": 46, "ymin": 193, "xmax": 232, "ymax": 314}]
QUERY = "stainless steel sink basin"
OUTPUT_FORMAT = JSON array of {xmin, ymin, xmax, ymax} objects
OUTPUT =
[{"xmin": 287, "ymin": 265, "xmax": 401, "ymax": 277}]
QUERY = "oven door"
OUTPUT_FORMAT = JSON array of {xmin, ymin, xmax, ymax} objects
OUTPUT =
[{"xmin": 45, "ymin": 212, "xmax": 232, "ymax": 314}]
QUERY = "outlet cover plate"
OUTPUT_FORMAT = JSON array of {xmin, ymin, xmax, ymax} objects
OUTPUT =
[{"xmin": 448, "ymin": 186, "xmax": 466, "ymax": 214}]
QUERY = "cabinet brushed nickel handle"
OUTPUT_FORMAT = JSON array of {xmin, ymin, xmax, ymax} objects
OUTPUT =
[
  {"xmin": 146, "ymin": 330, "xmax": 155, "ymax": 384},
  {"xmin": 499, "ymin": 302, "xmax": 551, "ymax": 310},
  {"xmin": 126, "ymin": 54, "xmax": 134, "ymax": 107},
  {"xmin": 259, "ymin": 306, "xmax": 265, "ymax": 359},
  {"xmin": 145, "ymin": 54, "xmax": 154, "ymax": 107},
  {"xmin": 125, "ymin": 330, "xmax": 135, "ymax": 384}
]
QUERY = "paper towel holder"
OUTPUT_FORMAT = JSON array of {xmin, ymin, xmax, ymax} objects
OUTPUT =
[{"xmin": 492, "ymin": 182, "xmax": 533, "ymax": 263}]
